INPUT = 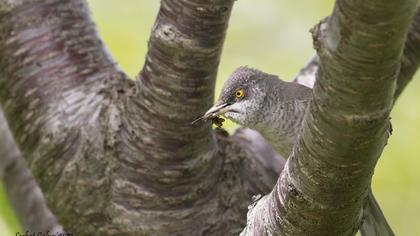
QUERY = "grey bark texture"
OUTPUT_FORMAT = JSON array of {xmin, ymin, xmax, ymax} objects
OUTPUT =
[
  {"xmin": 0, "ymin": 0, "xmax": 420, "ymax": 235},
  {"xmin": 241, "ymin": 0, "xmax": 418, "ymax": 235},
  {"xmin": 0, "ymin": 110, "xmax": 64, "ymax": 232},
  {"xmin": 294, "ymin": 7, "xmax": 420, "ymax": 103},
  {"xmin": 0, "ymin": 0, "xmax": 278, "ymax": 235}
]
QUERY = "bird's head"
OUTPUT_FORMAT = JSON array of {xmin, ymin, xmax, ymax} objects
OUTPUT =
[{"xmin": 204, "ymin": 66, "xmax": 272, "ymax": 127}]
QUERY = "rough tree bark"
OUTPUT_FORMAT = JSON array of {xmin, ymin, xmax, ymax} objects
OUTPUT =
[
  {"xmin": 0, "ymin": 0, "xmax": 420, "ymax": 235},
  {"xmin": 0, "ymin": 0, "xmax": 276, "ymax": 235},
  {"xmin": 241, "ymin": 0, "xmax": 418, "ymax": 235},
  {"xmin": 294, "ymin": 7, "xmax": 420, "ymax": 100},
  {"xmin": 0, "ymin": 110, "xmax": 63, "ymax": 232}
]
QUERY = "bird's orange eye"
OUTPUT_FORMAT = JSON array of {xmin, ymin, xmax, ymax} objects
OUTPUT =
[{"xmin": 235, "ymin": 89, "xmax": 245, "ymax": 99}]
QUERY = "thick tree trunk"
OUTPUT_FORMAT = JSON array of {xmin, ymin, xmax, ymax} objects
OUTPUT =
[
  {"xmin": 0, "ymin": 0, "xmax": 276, "ymax": 235},
  {"xmin": 241, "ymin": 0, "xmax": 418, "ymax": 235},
  {"xmin": 1, "ymin": 0, "xmax": 420, "ymax": 235}
]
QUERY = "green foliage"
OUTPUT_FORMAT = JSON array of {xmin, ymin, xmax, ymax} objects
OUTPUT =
[{"xmin": 1, "ymin": 0, "xmax": 419, "ymax": 235}]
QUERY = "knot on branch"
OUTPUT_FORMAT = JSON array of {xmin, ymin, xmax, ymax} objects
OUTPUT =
[{"xmin": 155, "ymin": 24, "xmax": 177, "ymax": 42}]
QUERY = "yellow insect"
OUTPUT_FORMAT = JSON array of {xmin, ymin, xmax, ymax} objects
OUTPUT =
[
  {"xmin": 191, "ymin": 113, "xmax": 225, "ymax": 128},
  {"xmin": 210, "ymin": 116, "xmax": 225, "ymax": 128}
]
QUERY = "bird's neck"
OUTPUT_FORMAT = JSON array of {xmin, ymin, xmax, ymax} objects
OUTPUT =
[{"xmin": 249, "ymin": 89, "xmax": 308, "ymax": 157}]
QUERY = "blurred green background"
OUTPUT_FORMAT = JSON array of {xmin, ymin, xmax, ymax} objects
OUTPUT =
[{"xmin": 1, "ymin": 0, "xmax": 419, "ymax": 235}]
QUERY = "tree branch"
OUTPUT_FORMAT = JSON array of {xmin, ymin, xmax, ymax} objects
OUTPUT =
[
  {"xmin": 293, "ymin": 55, "xmax": 319, "ymax": 88},
  {"xmin": 294, "ymin": 7, "xmax": 420, "ymax": 102},
  {"xmin": 2, "ymin": 0, "xmax": 254, "ymax": 235},
  {"xmin": 133, "ymin": 0, "xmax": 234, "ymax": 164},
  {"xmin": 1, "ymin": 109, "xmax": 63, "ymax": 232},
  {"xmin": 110, "ymin": 0, "xmax": 235, "ymax": 217},
  {"xmin": 0, "ymin": 0, "xmax": 124, "ymax": 156},
  {"xmin": 3, "ymin": 0, "xmax": 417, "ymax": 235},
  {"xmin": 233, "ymin": 128, "xmax": 286, "ymax": 195},
  {"xmin": 0, "ymin": 0, "xmax": 134, "ymax": 234},
  {"xmin": 395, "ymin": 6, "xmax": 420, "ymax": 98},
  {"xmin": 242, "ymin": 0, "xmax": 417, "ymax": 235}
]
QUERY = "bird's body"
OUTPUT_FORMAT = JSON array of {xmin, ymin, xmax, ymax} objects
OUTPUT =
[
  {"xmin": 205, "ymin": 66, "xmax": 311, "ymax": 157},
  {"xmin": 249, "ymin": 79, "xmax": 311, "ymax": 156},
  {"xmin": 204, "ymin": 66, "xmax": 394, "ymax": 236}
]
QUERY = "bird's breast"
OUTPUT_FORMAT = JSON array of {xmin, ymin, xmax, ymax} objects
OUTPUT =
[{"xmin": 254, "ymin": 100, "xmax": 308, "ymax": 158}]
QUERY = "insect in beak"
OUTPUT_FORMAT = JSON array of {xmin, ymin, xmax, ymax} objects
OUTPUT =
[{"xmin": 191, "ymin": 102, "xmax": 230, "ymax": 126}]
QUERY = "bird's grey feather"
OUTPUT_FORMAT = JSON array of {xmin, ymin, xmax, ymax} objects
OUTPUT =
[
  {"xmin": 360, "ymin": 187, "xmax": 395, "ymax": 236},
  {"xmin": 214, "ymin": 66, "xmax": 394, "ymax": 236},
  {"xmin": 218, "ymin": 66, "xmax": 312, "ymax": 157}
]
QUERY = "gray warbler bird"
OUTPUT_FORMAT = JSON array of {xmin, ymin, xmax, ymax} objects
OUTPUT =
[{"xmin": 203, "ymin": 66, "xmax": 394, "ymax": 236}]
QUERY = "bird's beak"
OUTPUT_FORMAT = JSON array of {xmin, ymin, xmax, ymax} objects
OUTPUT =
[
  {"xmin": 203, "ymin": 102, "xmax": 231, "ymax": 119},
  {"xmin": 191, "ymin": 102, "xmax": 233, "ymax": 125}
]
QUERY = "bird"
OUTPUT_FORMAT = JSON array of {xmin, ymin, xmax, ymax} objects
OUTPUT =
[{"xmin": 203, "ymin": 66, "xmax": 394, "ymax": 236}]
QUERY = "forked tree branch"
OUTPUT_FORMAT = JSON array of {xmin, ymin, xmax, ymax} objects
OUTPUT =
[
  {"xmin": 241, "ymin": 0, "xmax": 417, "ymax": 235},
  {"xmin": 1, "ymin": 0, "xmax": 420, "ymax": 235},
  {"xmin": 1, "ymin": 0, "xmax": 251, "ymax": 235}
]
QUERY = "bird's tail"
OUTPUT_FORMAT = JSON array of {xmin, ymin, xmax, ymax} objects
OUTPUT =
[{"xmin": 360, "ymin": 187, "xmax": 394, "ymax": 236}]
